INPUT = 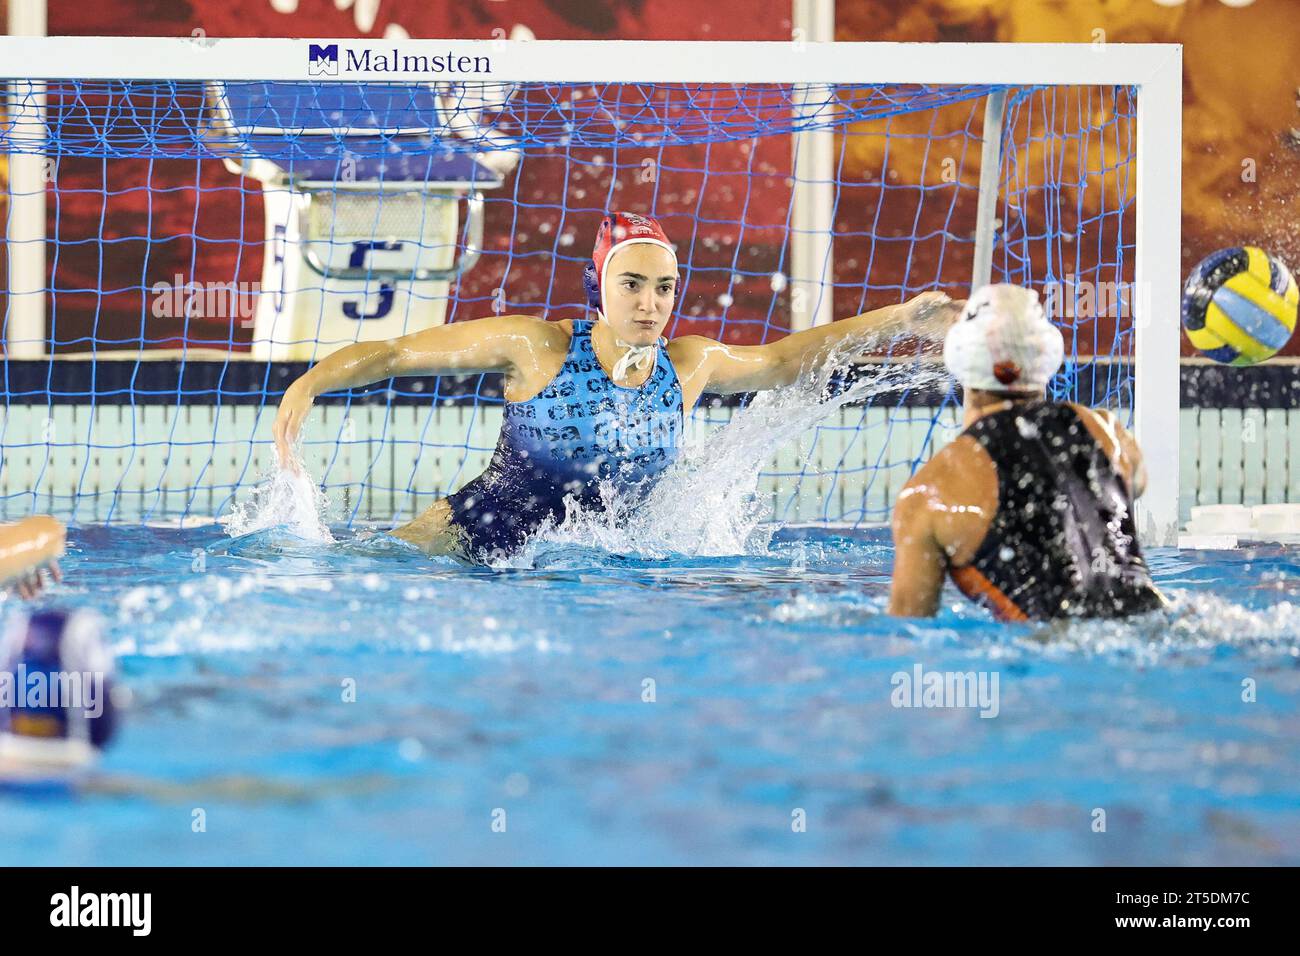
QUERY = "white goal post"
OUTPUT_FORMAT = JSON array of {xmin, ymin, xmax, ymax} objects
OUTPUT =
[{"xmin": 1, "ymin": 36, "xmax": 1183, "ymax": 543}]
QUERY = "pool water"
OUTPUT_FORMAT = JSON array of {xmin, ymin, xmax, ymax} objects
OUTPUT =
[{"xmin": 1, "ymin": 522, "xmax": 1297, "ymax": 866}]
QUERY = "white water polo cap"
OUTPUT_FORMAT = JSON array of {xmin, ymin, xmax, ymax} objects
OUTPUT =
[{"xmin": 943, "ymin": 284, "xmax": 1065, "ymax": 393}]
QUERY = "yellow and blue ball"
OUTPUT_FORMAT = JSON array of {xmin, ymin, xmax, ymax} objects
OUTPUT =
[{"xmin": 1182, "ymin": 246, "xmax": 1298, "ymax": 365}]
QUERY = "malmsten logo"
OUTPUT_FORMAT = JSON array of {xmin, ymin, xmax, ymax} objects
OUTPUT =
[
  {"xmin": 49, "ymin": 886, "xmax": 152, "ymax": 937},
  {"xmin": 308, "ymin": 43, "xmax": 339, "ymax": 76},
  {"xmin": 306, "ymin": 41, "xmax": 491, "ymax": 76}
]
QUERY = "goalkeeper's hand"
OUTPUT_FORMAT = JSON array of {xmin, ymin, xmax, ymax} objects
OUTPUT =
[{"xmin": 272, "ymin": 380, "xmax": 314, "ymax": 474}]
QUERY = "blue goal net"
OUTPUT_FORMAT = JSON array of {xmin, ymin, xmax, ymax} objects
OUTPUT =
[{"xmin": 0, "ymin": 76, "xmax": 1136, "ymax": 526}]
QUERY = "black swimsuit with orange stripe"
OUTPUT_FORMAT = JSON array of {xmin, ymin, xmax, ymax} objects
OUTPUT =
[{"xmin": 948, "ymin": 401, "xmax": 1165, "ymax": 622}]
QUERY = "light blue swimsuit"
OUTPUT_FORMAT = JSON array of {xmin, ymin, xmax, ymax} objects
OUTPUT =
[{"xmin": 446, "ymin": 320, "xmax": 685, "ymax": 560}]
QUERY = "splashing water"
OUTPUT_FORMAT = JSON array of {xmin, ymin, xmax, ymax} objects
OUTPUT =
[
  {"xmin": 219, "ymin": 465, "xmax": 335, "ymax": 544},
  {"xmin": 511, "ymin": 342, "xmax": 951, "ymax": 563},
  {"xmin": 1013, "ymin": 589, "xmax": 1300, "ymax": 665}
]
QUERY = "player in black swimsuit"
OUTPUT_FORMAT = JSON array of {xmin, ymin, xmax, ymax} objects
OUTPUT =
[{"xmin": 888, "ymin": 284, "xmax": 1166, "ymax": 621}]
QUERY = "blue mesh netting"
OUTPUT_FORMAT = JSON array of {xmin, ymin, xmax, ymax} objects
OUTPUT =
[{"xmin": 0, "ymin": 79, "xmax": 1135, "ymax": 524}]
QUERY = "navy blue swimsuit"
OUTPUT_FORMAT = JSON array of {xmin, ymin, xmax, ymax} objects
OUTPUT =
[{"xmin": 447, "ymin": 320, "xmax": 684, "ymax": 561}]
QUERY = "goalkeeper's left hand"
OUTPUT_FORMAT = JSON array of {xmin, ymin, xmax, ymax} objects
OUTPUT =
[{"xmin": 901, "ymin": 291, "xmax": 965, "ymax": 342}]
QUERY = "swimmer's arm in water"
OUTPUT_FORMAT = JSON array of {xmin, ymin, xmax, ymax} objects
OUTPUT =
[
  {"xmin": 0, "ymin": 515, "xmax": 66, "ymax": 599},
  {"xmin": 887, "ymin": 481, "xmax": 947, "ymax": 618},
  {"xmin": 273, "ymin": 314, "xmax": 554, "ymax": 465},
  {"xmin": 677, "ymin": 291, "xmax": 964, "ymax": 395}
]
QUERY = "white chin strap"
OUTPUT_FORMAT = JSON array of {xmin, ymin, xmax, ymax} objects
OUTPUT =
[
  {"xmin": 598, "ymin": 315, "xmax": 659, "ymax": 381},
  {"xmin": 612, "ymin": 344, "xmax": 657, "ymax": 381}
]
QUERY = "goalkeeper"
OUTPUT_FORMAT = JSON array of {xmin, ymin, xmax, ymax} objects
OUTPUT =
[{"xmin": 274, "ymin": 212, "xmax": 960, "ymax": 563}]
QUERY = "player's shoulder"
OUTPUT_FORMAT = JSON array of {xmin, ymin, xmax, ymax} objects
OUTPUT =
[
  {"xmin": 668, "ymin": 334, "xmax": 720, "ymax": 355},
  {"xmin": 1066, "ymin": 402, "xmax": 1143, "ymax": 483},
  {"xmin": 1067, "ymin": 402, "xmax": 1126, "ymax": 429},
  {"xmin": 494, "ymin": 312, "xmax": 559, "ymax": 331},
  {"xmin": 483, "ymin": 313, "xmax": 573, "ymax": 348},
  {"xmin": 895, "ymin": 435, "xmax": 996, "ymax": 546},
  {"xmin": 929, "ymin": 432, "xmax": 990, "ymax": 471},
  {"xmin": 894, "ymin": 456, "xmax": 945, "ymax": 537},
  {"xmin": 1072, "ymin": 403, "xmax": 1120, "ymax": 428},
  {"xmin": 900, "ymin": 434, "xmax": 991, "ymax": 499},
  {"xmin": 667, "ymin": 334, "xmax": 723, "ymax": 371},
  {"xmin": 1066, "ymin": 402, "xmax": 1134, "ymax": 449}
]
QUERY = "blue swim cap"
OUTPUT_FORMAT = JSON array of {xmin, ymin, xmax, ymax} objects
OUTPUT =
[{"xmin": 0, "ymin": 610, "xmax": 118, "ymax": 773}]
